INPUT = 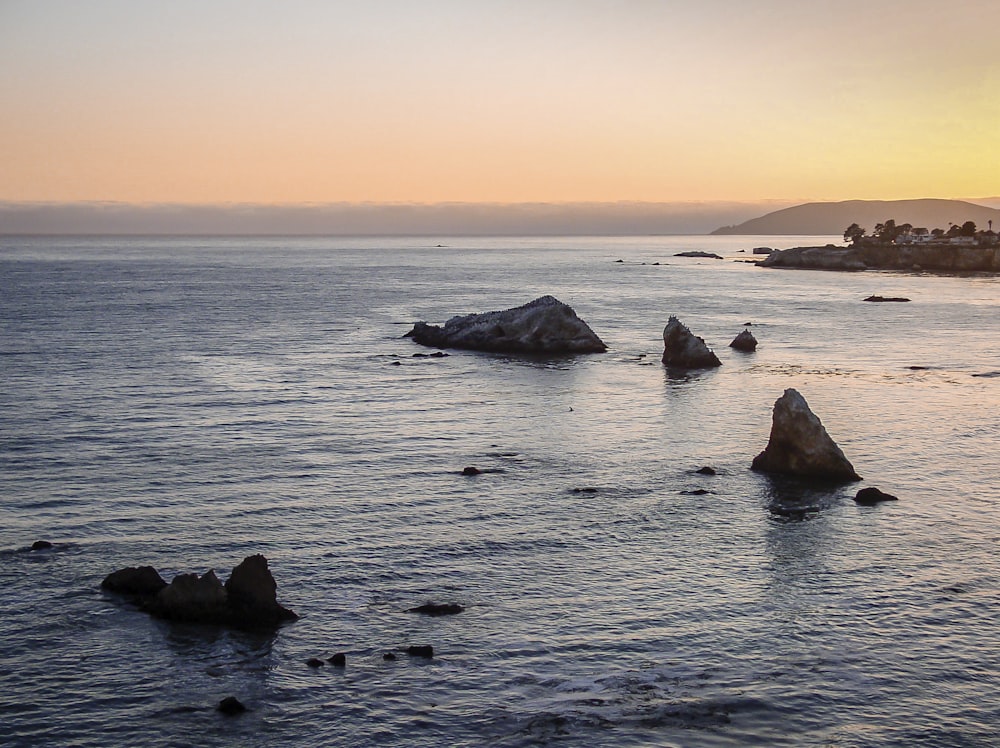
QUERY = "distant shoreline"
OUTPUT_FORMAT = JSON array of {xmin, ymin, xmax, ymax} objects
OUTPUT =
[{"xmin": 758, "ymin": 243, "xmax": 1000, "ymax": 273}]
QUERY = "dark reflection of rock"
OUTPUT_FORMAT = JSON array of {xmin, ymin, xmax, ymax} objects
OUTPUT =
[{"xmin": 405, "ymin": 295, "xmax": 606, "ymax": 354}]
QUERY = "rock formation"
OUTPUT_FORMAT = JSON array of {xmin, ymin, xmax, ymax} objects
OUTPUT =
[
  {"xmin": 661, "ymin": 317, "xmax": 721, "ymax": 368},
  {"xmin": 751, "ymin": 389, "xmax": 861, "ymax": 481},
  {"xmin": 729, "ymin": 329, "xmax": 758, "ymax": 351},
  {"xmin": 405, "ymin": 295, "xmax": 607, "ymax": 354},
  {"xmin": 102, "ymin": 554, "xmax": 297, "ymax": 628},
  {"xmin": 854, "ymin": 487, "xmax": 898, "ymax": 505},
  {"xmin": 759, "ymin": 245, "xmax": 867, "ymax": 271}
]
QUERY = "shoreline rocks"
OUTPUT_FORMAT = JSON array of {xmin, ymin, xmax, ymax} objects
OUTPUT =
[
  {"xmin": 405, "ymin": 295, "xmax": 607, "ymax": 354},
  {"xmin": 751, "ymin": 389, "xmax": 861, "ymax": 482},
  {"xmin": 102, "ymin": 554, "xmax": 297, "ymax": 629},
  {"xmin": 661, "ymin": 317, "xmax": 721, "ymax": 369},
  {"xmin": 760, "ymin": 244, "xmax": 1000, "ymax": 273}
]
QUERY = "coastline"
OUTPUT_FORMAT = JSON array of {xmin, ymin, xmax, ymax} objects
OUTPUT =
[{"xmin": 758, "ymin": 243, "xmax": 1000, "ymax": 273}]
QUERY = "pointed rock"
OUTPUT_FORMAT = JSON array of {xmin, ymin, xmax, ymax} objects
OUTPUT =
[
  {"xmin": 661, "ymin": 317, "xmax": 721, "ymax": 368},
  {"xmin": 751, "ymin": 389, "xmax": 861, "ymax": 481},
  {"xmin": 729, "ymin": 329, "xmax": 758, "ymax": 351}
]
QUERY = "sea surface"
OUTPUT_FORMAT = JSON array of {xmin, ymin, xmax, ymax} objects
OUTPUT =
[{"xmin": 1, "ymin": 235, "xmax": 998, "ymax": 747}]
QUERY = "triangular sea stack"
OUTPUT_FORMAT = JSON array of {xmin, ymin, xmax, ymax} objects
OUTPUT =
[{"xmin": 751, "ymin": 389, "xmax": 861, "ymax": 481}]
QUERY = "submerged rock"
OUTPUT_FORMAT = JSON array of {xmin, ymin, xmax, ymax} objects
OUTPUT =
[
  {"xmin": 751, "ymin": 389, "xmax": 861, "ymax": 482},
  {"xmin": 661, "ymin": 317, "xmax": 721, "ymax": 369},
  {"xmin": 103, "ymin": 555, "xmax": 297, "ymax": 629},
  {"xmin": 217, "ymin": 696, "xmax": 247, "ymax": 715},
  {"xmin": 729, "ymin": 329, "xmax": 758, "ymax": 351},
  {"xmin": 854, "ymin": 487, "xmax": 899, "ymax": 505},
  {"xmin": 407, "ymin": 645, "xmax": 434, "ymax": 658},
  {"xmin": 863, "ymin": 295, "xmax": 910, "ymax": 302},
  {"xmin": 407, "ymin": 602, "xmax": 464, "ymax": 616},
  {"xmin": 405, "ymin": 295, "xmax": 607, "ymax": 354}
]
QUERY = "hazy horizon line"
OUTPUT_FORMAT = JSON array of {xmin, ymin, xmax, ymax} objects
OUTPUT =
[{"xmin": 3, "ymin": 197, "xmax": 999, "ymax": 236}]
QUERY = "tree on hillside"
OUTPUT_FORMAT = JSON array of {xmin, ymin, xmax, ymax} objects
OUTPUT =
[
  {"xmin": 960, "ymin": 220, "xmax": 977, "ymax": 237},
  {"xmin": 844, "ymin": 223, "xmax": 866, "ymax": 245}
]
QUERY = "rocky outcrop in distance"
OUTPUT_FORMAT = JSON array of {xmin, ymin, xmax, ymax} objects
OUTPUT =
[
  {"xmin": 661, "ymin": 317, "xmax": 721, "ymax": 369},
  {"xmin": 101, "ymin": 554, "xmax": 297, "ymax": 629},
  {"xmin": 760, "ymin": 244, "xmax": 1000, "ymax": 272},
  {"xmin": 405, "ymin": 295, "xmax": 607, "ymax": 354},
  {"xmin": 751, "ymin": 389, "xmax": 861, "ymax": 482}
]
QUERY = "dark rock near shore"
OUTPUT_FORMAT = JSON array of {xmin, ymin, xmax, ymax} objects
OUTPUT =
[
  {"xmin": 327, "ymin": 653, "xmax": 346, "ymax": 666},
  {"xmin": 405, "ymin": 295, "xmax": 607, "ymax": 354},
  {"xmin": 103, "ymin": 555, "xmax": 297, "ymax": 629},
  {"xmin": 217, "ymin": 696, "xmax": 246, "ymax": 715},
  {"xmin": 101, "ymin": 565, "xmax": 168, "ymax": 596},
  {"xmin": 661, "ymin": 317, "xmax": 721, "ymax": 369},
  {"xmin": 854, "ymin": 487, "xmax": 899, "ymax": 505},
  {"xmin": 751, "ymin": 389, "xmax": 861, "ymax": 482},
  {"xmin": 864, "ymin": 295, "xmax": 910, "ymax": 302},
  {"xmin": 407, "ymin": 645, "xmax": 434, "ymax": 658},
  {"xmin": 407, "ymin": 602, "xmax": 464, "ymax": 616},
  {"xmin": 729, "ymin": 329, "xmax": 758, "ymax": 351},
  {"xmin": 752, "ymin": 247, "xmax": 775, "ymax": 255}
]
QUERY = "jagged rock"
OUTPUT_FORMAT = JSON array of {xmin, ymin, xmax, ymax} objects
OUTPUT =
[
  {"xmin": 151, "ymin": 570, "xmax": 229, "ymax": 623},
  {"xmin": 102, "ymin": 555, "xmax": 297, "ymax": 628},
  {"xmin": 751, "ymin": 389, "xmax": 861, "ymax": 481},
  {"xmin": 407, "ymin": 602, "xmax": 464, "ymax": 616},
  {"xmin": 217, "ymin": 696, "xmax": 246, "ymax": 715},
  {"xmin": 729, "ymin": 329, "xmax": 758, "ymax": 351},
  {"xmin": 661, "ymin": 317, "xmax": 721, "ymax": 369},
  {"xmin": 101, "ymin": 565, "xmax": 168, "ymax": 596},
  {"xmin": 854, "ymin": 487, "xmax": 899, "ymax": 505},
  {"xmin": 405, "ymin": 295, "xmax": 606, "ymax": 354},
  {"xmin": 224, "ymin": 554, "xmax": 298, "ymax": 626}
]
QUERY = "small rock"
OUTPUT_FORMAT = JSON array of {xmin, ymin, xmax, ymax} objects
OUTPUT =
[
  {"xmin": 306, "ymin": 658, "xmax": 325, "ymax": 668},
  {"xmin": 217, "ymin": 696, "xmax": 246, "ymax": 715},
  {"xmin": 729, "ymin": 329, "xmax": 758, "ymax": 352},
  {"xmin": 681, "ymin": 489, "xmax": 711, "ymax": 495},
  {"xmin": 674, "ymin": 251, "xmax": 723, "ymax": 259},
  {"xmin": 864, "ymin": 295, "xmax": 910, "ymax": 302},
  {"xmin": 572, "ymin": 487, "xmax": 598, "ymax": 493},
  {"xmin": 407, "ymin": 645, "xmax": 434, "ymax": 658},
  {"xmin": 31, "ymin": 540, "xmax": 53, "ymax": 551},
  {"xmin": 383, "ymin": 652, "xmax": 398, "ymax": 661},
  {"xmin": 461, "ymin": 466, "xmax": 481, "ymax": 476},
  {"xmin": 407, "ymin": 602, "xmax": 464, "ymax": 616},
  {"xmin": 695, "ymin": 466, "xmax": 716, "ymax": 475},
  {"xmin": 854, "ymin": 487, "xmax": 899, "ymax": 505},
  {"xmin": 327, "ymin": 653, "xmax": 346, "ymax": 666}
]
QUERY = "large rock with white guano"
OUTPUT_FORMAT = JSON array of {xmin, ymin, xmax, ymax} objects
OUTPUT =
[
  {"xmin": 751, "ymin": 389, "xmax": 861, "ymax": 481},
  {"xmin": 405, "ymin": 295, "xmax": 606, "ymax": 354},
  {"xmin": 661, "ymin": 316, "xmax": 721, "ymax": 368}
]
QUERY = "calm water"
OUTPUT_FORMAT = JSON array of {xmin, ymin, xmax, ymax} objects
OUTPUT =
[{"xmin": 1, "ymin": 235, "xmax": 998, "ymax": 747}]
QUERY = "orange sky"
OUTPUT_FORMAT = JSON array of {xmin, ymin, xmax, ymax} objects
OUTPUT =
[{"xmin": 1, "ymin": 0, "xmax": 998, "ymax": 205}]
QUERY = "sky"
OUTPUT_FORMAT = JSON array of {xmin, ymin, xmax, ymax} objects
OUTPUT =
[{"xmin": 1, "ymin": 0, "xmax": 999, "ymax": 207}]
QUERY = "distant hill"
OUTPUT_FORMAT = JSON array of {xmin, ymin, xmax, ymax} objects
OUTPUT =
[{"xmin": 711, "ymin": 199, "xmax": 1000, "ymax": 236}]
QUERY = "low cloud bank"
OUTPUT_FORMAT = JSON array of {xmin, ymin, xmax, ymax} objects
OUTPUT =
[{"xmin": 0, "ymin": 201, "xmax": 796, "ymax": 236}]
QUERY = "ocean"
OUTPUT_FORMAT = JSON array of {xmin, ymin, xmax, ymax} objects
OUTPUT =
[{"xmin": 1, "ymin": 235, "xmax": 998, "ymax": 747}]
